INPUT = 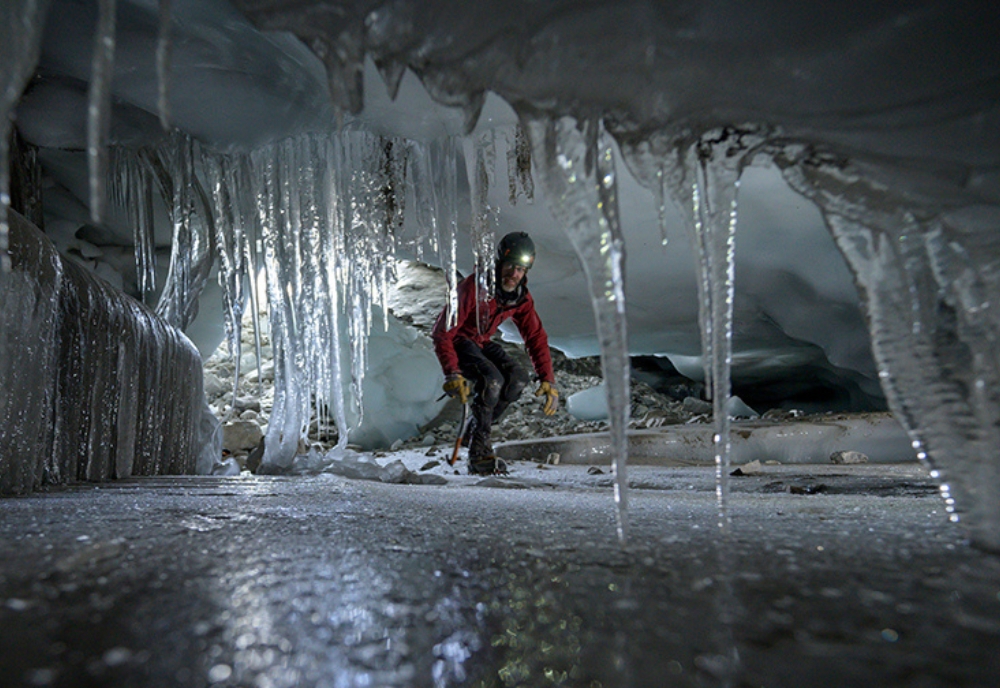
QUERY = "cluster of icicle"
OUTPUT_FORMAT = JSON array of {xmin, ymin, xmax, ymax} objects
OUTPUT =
[{"xmin": 108, "ymin": 128, "xmax": 526, "ymax": 472}]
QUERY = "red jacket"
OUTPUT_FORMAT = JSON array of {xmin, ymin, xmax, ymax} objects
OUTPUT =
[{"xmin": 432, "ymin": 273, "xmax": 555, "ymax": 383}]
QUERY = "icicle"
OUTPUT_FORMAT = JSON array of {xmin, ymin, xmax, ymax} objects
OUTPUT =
[
  {"xmin": 205, "ymin": 151, "xmax": 248, "ymax": 414},
  {"xmin": 87, "ymin": 0, "xmax": 117, "ymax": 225},
  {"xmin": 321, "ymin": 135, "xmax": 349, "ymax": 448},
  {"xmin": 774, "ymin": 144, "xmax": 1000, "ymax": 552},
  {"xmin": 506, "ymin": 122, "xmax": 535, "ymax": 206},
  {"xmin": 156, "ymin": 0, "xmax": 173, "ymax": 130},
  {"xmin": 619, "ymin": 126, "xmax": 764, "ymax": 533},
  {"xmin": 134, "ymin": 155, "xmax": 156, "ymax": 300},
  {"xmin": 407, "ymin": 139, "xmax": 441, "ymax": 253},
  {"xmin": 108, "ymin": 146, "xmax": 156, "ymax": 301},
  {"xmin": 465, "ymin": 132, "xmax": 496, "ymax": 332},
  {"xmin": 150, "ymin": 132, "xmax": 215, "ymax": 332},
  {"xmin": 241, "ymin": 152, "xmax": 266, "ymax": 400},
  {"xmin": 0, "ymin": 0, "xmax": 50, "ymax": 272},
  {"xmin": 526, "ymin": 115, "xmax": 631, "ymax": 542},
  {"xmin": 253, "ymin": 142, "xmax": 308, "ymax": 471},
  {"xmin": 461, "ymin": 91, "xmax": 485, "ymax": 136},
  {"xmin": 425, "ymin": 137, "xmax": 461, "ymax": 329}
]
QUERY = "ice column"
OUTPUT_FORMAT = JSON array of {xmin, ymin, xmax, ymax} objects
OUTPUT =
[
  {"xmin": 776, "ymin": 147, "xmax": 1000, "ymax": 552},
  {"xmin": 0, "ymin": 0, "xmax": 50, "ymax": 273},
  {"xmin": 527, "ymin": 116, "xmax": 631, "ymax": 541}
]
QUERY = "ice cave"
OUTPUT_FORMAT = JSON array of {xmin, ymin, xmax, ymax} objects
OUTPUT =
[{"xmin": 1, "ymin": 1, "xmax": 999, "ymax": 685}]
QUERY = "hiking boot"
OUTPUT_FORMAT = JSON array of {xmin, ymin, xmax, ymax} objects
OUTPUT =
[
  {"xmin": 467, "ymin": 427, "xmax": 494, "ymax": 462},
  {"xmin": 469, "ymin": 456, "xmax": 509, "ymax": 476}
]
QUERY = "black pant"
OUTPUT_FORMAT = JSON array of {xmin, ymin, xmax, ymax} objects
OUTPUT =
[{"xmin": 454, "ymin": 339, "xmax": 530, "ymax": 443}]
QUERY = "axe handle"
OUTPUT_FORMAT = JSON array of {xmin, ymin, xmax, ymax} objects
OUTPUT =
[{"xmin": 449, "ymin": 401, "xmax": 469, "ymax": 466}]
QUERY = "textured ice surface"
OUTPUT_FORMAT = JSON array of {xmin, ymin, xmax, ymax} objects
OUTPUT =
[{"xmin": 0, "ymin": 210, "xmax": 216, "ymax": 493}]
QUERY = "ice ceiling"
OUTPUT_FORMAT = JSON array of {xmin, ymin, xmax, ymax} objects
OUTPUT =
[{"xmin": 1, "ymin": 0, "xmax": 999, "ymax": 549}]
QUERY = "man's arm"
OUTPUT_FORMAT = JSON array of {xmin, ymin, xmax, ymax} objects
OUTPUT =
[
  {"xmin": 512, "ymin": 295, "xmax": 555, "ymax": 383},
  {"xmin": 431, "ymin": 276, "xmax": 474, "ymax": 377}
]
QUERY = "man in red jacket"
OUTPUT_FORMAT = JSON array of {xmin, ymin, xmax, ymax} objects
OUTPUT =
[{"xmin": 432, "ymin": 232, "xmax": 559, "ymax": 475}]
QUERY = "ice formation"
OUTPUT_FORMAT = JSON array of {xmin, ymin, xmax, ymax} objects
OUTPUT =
[
  {"xmin": 2, "ymin": 0, "xmax": 999, "ymax": 551},
  {"xmin": 0, "ymin": 209, "xmax": 213, "ymax": 492}
]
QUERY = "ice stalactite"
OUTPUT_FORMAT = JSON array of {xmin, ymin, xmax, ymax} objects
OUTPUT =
[
  {"xmin": 204, "ymin": 152, "xmax": 250, "ymax": 413},
  {"xmin": 774, "ymin": 145, "xmax": 1000, "ymax": 553},
  {"xmin": 526, "ymin": 115, "xmax": 630, "ymax": 542},
  {"xmin": 0, "ymin": 0, "xmax": 50, "ymax": 274},
  {"xmin": 506, "ymin": 123, "xmax": 534, "ymax": 207},
  {"xmin": 87, "ymin": 0, "xmax": 117, "ymax": 225},
  {"xmin": 617, "ymin": 126, "xmax": 766, "ymax": 532},
  {"xmin": 154, "ymin": 132, "xmax": 214, "ymax": 331},
  {"xmin": 253, "ymin": 142, "xmax": 308, "ymax": 470},
  {"xmin": 409, "ymin": 136, "xmax": 463, "ymax": 328},
  {"xmin": 466, "ymin": 131, "xmax": 497, "ymax": 331},
  {"xmin": 110, "ymin": 147, "xmax": 157, "ymax": 302}
]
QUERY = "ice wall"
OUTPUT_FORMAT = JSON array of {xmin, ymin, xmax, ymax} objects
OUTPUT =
[{"xmin": 0, "ymin": 209, "xmax": 214, "ymax": 494}]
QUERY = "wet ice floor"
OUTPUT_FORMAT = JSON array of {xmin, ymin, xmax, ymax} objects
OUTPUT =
[{"xmin": 1, "ymin": 466, "xmax": 999, "ymax": 687}]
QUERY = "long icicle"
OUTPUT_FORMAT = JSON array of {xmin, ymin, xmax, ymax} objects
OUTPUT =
[{"xmin": 527, "ymin": 115, "xmax": 631, "ymax": 542}]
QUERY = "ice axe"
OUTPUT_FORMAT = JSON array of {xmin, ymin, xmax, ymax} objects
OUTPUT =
[{"xmin": 449, "ymin": 400, "xmax": 470, "ymax": 466}]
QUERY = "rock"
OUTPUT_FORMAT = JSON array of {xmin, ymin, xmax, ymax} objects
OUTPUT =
[
  {"xmin": 211, "ymin": 457, "xmax": 241, "ymax": 476},
  {"xmin": 246, "ymin": 438, "xmax": 265, "ymax": 474},
  {"xmin": 222, "ymin": 420, "xmax": 264, "ymax": 452},
  {"xmin": 421, "ymin": 433, "xmax": 436, "ymax": 446},
  {"xmin": 379, "ymin": 460, "xmax": 410, "ymax": 483},
  {"xmin": 830, "ymin": 450, "xmax": 869, "ymax": 464},
  {"xmin": 203, "ymin": 372, "xmax": 228, "ymax": 398},
  {"xmin": 682, "ymin": 397, "xmax": 712, "ymax": 415},
  {"xmin": 588, "ymin": 466, "xmax": 604, "ymax": 475},
  {"xmin": 233, "ymin": 396, "xmax": 261, "ymax": 413},
  {"xmin": 420, "ymin": 460, "xmax": 441, "ymax": 471},
  {"xmin": 731, "ymin": 459, "xmax": 763, "ymax": 476},
  {"xmin": 390, "ymin": 439, "xmax": 404, "ymax": 451},
  {"xmin": 239, "ymin": 409, "xmax": 260, "ymax": 422},
  {"xmin": 726, "ymin": 396, "xmax": 759, "ymax": 419},
  {"xmin": 405, "ymin": 473, "xmax": 448, "ymax": 485},
  {"xmin": 546, "ymin": 452, "xmax": 560, "ymax": 465}
]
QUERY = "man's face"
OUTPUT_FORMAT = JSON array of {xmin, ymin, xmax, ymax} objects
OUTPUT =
[{"xmin": 500, "ymin": 261, "xmax": 528, "ymax": 292}]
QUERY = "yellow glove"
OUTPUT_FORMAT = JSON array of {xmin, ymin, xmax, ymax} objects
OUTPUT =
[
  {"xmin": 443, "ymin": 374, "xmax": 471, "ymax": 405},
  {"xmin": 535, "ymin": 381, "xmax": 559, "ymax": 416}
]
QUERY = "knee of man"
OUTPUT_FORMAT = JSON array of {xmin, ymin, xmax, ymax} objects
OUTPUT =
[
  {"xmin": 481, "ymin": 377, "xmax": 504, "ymax": 407},
  {"xmin": 505, "ymin": 367, "xmax": 531, "ymax": 400}
]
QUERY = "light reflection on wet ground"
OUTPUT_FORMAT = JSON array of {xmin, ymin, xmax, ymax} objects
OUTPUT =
[{"xmin": 0, "ymin": 470, "xmax": 999, "ymax": 687}]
